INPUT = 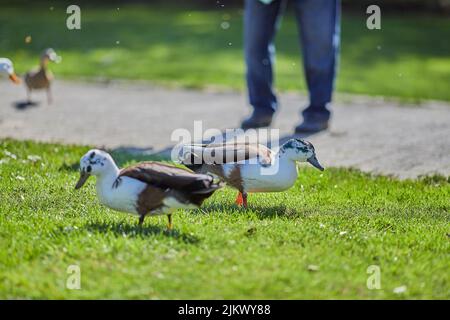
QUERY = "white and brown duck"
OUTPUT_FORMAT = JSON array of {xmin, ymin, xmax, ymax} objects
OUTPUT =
[
  {"xmin": 24, "ymin": 48, "xmax": 61, "ymax": 104},
  {"xmin": 0, "ymin": 58, "xmax": 21, "ymax": 84},
  {"xmin": 181, "ymin": 139, "xmax": 324, "ymax": 208},
  {"xmin": 75, "ymin": 149, "xmax": 223, "ymax": 229}
]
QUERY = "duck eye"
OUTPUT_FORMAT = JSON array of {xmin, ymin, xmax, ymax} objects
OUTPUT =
[{"xmin": 86, "ymin": 165, "xmax": 92, "ymax": 173}]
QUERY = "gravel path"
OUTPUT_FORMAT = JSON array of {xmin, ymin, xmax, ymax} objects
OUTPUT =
[{"xmin": 1, "ymin": 79, "xmax": 449, "ymax": 179}]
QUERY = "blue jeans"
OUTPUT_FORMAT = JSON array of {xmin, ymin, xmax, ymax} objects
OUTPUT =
[{"xmin": 244, "ymin": 0, "xmax": 340, "ymax": 121}]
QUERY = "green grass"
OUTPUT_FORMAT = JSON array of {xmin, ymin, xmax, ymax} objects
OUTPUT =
[
  {"xmin": 1, "ymin": 3, "xmax": 449, "ymax": 101},
  {"xmin": 0, "ymin": 139, "xmax": 449, "ymax": 299}
]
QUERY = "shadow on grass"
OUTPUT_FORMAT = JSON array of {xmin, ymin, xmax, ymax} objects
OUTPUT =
[
  {"xmin": 83, "ymin": 221, "xmax": 200, "ymax": 244},
  {"xmin": 201, "ymin": 202, "xmax": 299, "ymax": 220}
]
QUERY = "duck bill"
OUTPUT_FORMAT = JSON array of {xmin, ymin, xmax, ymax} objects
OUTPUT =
[
  {"xmin": 9, "ymin": 73, "xmax": 20, "ymax": 84},
  {"xmin": 75, "ymin": 170, "xmax": 90, "ymax": 189},
  {"xmin": 50, "ymin": 55, "xmax": 62, "ymax": 63},
  {"xmin": 307, "ymin": 155, "xmax": 324, "ymax": 171}
]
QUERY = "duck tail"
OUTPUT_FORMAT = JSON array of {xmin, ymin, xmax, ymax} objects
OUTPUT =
[
  {"xmin": 191, "ymin": 180, "xmax": 224, "ymax": 195},
  {"xmin": 185, "ymin": 176, "xmax": 224, "ymax": 206}
]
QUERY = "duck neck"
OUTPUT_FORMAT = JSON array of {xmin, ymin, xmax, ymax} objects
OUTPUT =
[
  {"xmin": 96, "ymin": 164, "xmax": 120, "ymax": 190},
  {"xmin": 273, "ymin": 151, "xmax": 298, "ymax": 177},
  {"xmin": 39, "ymin": 58, "xmax": 49, "ymax": 69}
]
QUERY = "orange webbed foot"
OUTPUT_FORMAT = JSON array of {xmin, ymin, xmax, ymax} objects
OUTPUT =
[
  {"xmin": 235, "ymin": 192, "xmax": 248, "ymax": 208},
  {"xmin": 235, "ymin": 192, "xmax": 243, "ymax": 206}
]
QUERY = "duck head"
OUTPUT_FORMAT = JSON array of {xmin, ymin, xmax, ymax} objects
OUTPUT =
[
  {"xmin": 40, "ymin": 48, "xmax": 62, "ymax": 66},
  {"xmin": 0, "ymin": 58, "xmax": 20, "ymax": 84},
  {"xmin": 75, "ymin": 149, "xmax": 118, "ymax": 189},
  {"xmin": 279, "ymin": 139, "xmax": 324, "ymax": 171}
]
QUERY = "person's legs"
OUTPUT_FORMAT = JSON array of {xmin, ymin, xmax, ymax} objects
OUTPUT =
[
  {"xmin": 293, "ymin": 0, "xmax": 340, "ymax": 132},
  {"xmin": 242, "ymin": 0, "xmax": 286, "ymax": 129}
]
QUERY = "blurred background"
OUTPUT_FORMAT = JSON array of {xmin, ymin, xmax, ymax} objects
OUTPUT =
[{"xmin": 1, "ymin": 0, "xmax": 449, "ymax": 102}]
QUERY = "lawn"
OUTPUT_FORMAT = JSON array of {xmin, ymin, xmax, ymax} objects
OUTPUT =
[
  {"xmin": 0, "ymin": 139, "xmax": 448, "ymax": 299},
  {"xmin": 1, "ymin": 3, "xmax": 449, "ymax": 101}
]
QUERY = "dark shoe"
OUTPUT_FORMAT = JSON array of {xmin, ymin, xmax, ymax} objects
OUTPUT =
[
  {"xmin": 295, "ymin": 117, "xmax": 329, "ymax": 133},
  {"xmin": 241, "ymin": 111, "xmax": 273, "ymax": 130}
]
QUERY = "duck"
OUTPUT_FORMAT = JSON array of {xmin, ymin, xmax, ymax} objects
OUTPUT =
[
  {"xmin": 24, "ymin": 48, "xmax": 61, "ymax": 104},
  {"xmin": 180, "ymin": 138, "xmax": 324, "ymax": 208},
  {"xmin": 74, "ymin": 149, "xmax": 223, "ymax": 229},
  {"xmin": 0, "ymin": 58, "xmax": 20, "ymax": 84}
]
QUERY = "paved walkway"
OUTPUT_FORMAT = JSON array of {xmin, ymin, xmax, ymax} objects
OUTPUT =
[{"xmin": 1, "ymin": 79, "xmax": 449, "ymax": 179}]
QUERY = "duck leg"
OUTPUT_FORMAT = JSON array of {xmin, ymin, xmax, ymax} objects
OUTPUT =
[
  {"xmin": 242, "ymin": 192, "xmax": 248, "ymax": 208},
  {"xmin": 47, "ymin": 87, "xmax": 53, "ymax": 105},
  {"xmin": 27, "ymin": 88, "xmax": 32, "ymax": 104},
  {"xmin": 138, "ymin": 214, "xmax": 145, "ymax": 226},
  {"xmin": 235, "ymin": 192, "xmax": 243, "ymax": 206},
  {"xmin": 235, "ymin": 192, "xmax": 248, "ymax": 208},
  {"xmin": 167, "ymin": 214, "xmax": 173, "ymax": 230}
]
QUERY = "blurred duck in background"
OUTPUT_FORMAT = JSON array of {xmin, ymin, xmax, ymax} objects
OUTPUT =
[
  {"xmin": 24, "ymin": 48, "xmax": 61, "ymax": 104},
  {"xmin": 0, "ymin": 58, "xmax": 21, "ymax": 84}
]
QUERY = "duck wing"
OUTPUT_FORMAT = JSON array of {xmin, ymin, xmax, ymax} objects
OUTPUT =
[
  {"xmin": 120, "ymin": 162, "xmax": 222, "ymax": 211},
  {"xmin": 119, "ymin": 161, "xmax": 221, "ymax": 193},
  {"xmin": 182, "ymin": 142, "xmax": 273, "ymax": 167},
  {"xmin": 25, "ymin": 68, "xmax": 50, "ymax": 89}
]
